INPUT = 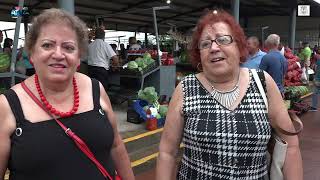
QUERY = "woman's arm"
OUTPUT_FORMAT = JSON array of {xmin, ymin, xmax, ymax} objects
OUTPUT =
[
  {"xmin": 99, "ymin": 83, "xmax": 134, "ymax": 180},
  {"xmin": 156, "ymin": 83, "xmax": 185, "ymax": 180},
  {"xmin": 0, "ymin": 95, "xmax": 15, "ymax": 179},
  {"xmin": 265, "ymin": 72, "xmax": 303, "ymax": 180}
]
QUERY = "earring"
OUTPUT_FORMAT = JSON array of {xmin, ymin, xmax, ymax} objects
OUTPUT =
[
  {"xmin": 197, "ymin": 63, "xmax": 203, "ymax": 72},
  {"xmin": 29, "ymin": 57, "xmax": 33, "ymax": 65}
]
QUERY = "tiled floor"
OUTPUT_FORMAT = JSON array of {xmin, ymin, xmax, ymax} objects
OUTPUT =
[
  {"xmin": 299, "ymin": 110, "xmax": 320, "ymax": 180},
  {"xmin": 113, "ymin": 101, "xmax": 144, "ymax": 133}
]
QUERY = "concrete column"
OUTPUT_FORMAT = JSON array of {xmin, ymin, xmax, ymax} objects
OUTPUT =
[
  {"xmin": 58, "ymin": 0, "xmax": 74, "ymax": 15},
  {"xmin": 231, "ymin": 0, "xmax": 240, "ymax": 23},
  {"xmin": 289, "ymin": 7, "xmax": 297, "ymax": 53}
]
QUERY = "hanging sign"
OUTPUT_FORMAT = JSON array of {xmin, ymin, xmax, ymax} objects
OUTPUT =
[
  {"xmin": 298, "ymin": 5, "xmax": 310, "ymax": 16},
  {"xmin": 10, "ymin": 6, "xmax": 29, "ymax": 18}
]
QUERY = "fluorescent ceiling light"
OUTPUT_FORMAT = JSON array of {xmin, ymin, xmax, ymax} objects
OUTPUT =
[{"xmin": 313, "ymin": 0, "xmax": 320, "ymax": 4}]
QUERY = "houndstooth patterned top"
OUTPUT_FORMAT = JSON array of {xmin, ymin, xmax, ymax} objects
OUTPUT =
[{"xmin": 177, "ymin": 70, "xmax": 271, "ymax": 180}]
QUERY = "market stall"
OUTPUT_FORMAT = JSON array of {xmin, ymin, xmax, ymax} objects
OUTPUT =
[{"xmin": 283, "ymin": 47, "xmax": 313, "ymax": 114}]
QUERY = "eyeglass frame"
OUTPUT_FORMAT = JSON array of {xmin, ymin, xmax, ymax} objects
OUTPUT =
[{"xmin": 198, "ymin": 35, "xmax": 234, "ymax": 50}]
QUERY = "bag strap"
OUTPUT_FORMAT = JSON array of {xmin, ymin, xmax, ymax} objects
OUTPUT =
[
  {"xmin": 251, "ymin": 69, "xmax": 303, "ymax": 135},
  {"xmin": 251, "ymin": 69, "xmax": 268, "ymax": 112},
  {"xmin": 21, "ymin": 81, "xmax": 113, "ymax": 180}
]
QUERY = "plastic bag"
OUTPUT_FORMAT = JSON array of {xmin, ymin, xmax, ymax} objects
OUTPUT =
[{"xmin": 301, "ymin": 67, "xmax": 307, "ymax": 82}]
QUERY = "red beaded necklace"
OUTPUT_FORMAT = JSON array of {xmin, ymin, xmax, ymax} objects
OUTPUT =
[{"xmin": 34, "ymin": 74, "xmax": 79, "ymax": 118}]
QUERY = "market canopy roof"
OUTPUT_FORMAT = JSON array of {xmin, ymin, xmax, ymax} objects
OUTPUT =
[{"xmin": 0, "ymin": 0, "xmax": 319, "ymax": 33}]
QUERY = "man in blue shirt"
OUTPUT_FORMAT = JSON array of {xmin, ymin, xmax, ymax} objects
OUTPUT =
[
  {"xmin": 259, "ymin": 34, "xmax": 288, "ymax": 94},
  {"xmin": 242, "ymin": 36, "xmax": 266, "ymax": 69}
]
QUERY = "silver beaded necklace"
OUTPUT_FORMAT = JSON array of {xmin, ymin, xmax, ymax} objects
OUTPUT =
[{"xmin": 206, "ymin": 72, "xmax": 240, "ymax": 109}]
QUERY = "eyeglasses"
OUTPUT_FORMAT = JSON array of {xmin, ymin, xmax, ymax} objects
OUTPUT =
[{"xmin": 198, "ymin": 35, "xmax": 233, "ymax": 49}]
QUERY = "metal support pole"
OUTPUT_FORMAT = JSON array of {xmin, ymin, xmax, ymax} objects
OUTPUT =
[
  {"xmin": 23, "ymin": 15, "xmax": 29, "ymax": 35},
  {"xmin": 145, "ymin": 31, "xmax": 148, "ymax": 48},
  {"xmin": 261, "ymin": 26, "xmax": 269, "ymax": 50},
  {"xmin": 58, "ymin": 0, "xmax": 74, "ymax": 14},
  {"xmin": 232, "ymin": 0, "xmax": 240, "ymax": 23},
  {"xmin": 318, "ymin": 24, "xmax": 320, "ymax": 46},
  {"xmin": 152, "ymin": 6, "xmax": 170, "ymax": 65},
  {"xmin": 262, "ymin": 30, "xmax": 264, "ymax": 49},
  {"xmin": 289, "ymin": 7, "xmax": 297, "ymax": 53},
  {"xmin": 95, "ymin": 16, "xmax": 100, "ymax": 27},
  {"xmin": 153, "ymin": 8, "xmax": 161, "ymax": 65},
  {"xmin": 10, "ymin": 0, "xmax": 24, "ymax": 86}
]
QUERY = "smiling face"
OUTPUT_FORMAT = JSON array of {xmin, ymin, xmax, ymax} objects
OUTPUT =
[
  {"xmin": 30, "ymin": 22, "xmax": 80, "ymax": 82},
  {"xmin": 199, "ymin": 22, "xmax": 241, "ymax": 77}
]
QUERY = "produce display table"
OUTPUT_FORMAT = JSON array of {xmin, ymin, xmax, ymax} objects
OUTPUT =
[
  {"xmin": 120, "ymin": 66, "xmax": 160, "ymax": 90},
  {"xmin": 0, "ymin": 72, "xmax": 28, "ymax": 94},
  {"xmin": 284, "ymin": 85, "xmax": 313, "ymax": 114}
]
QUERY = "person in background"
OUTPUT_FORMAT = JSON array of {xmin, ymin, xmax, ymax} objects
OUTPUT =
[
  {"xmin": 87, "ymin": 28, "xmax": 119, "ymax": 90},
  {"xmin": 3, "ymin": 38, "xmax": 13, "ymax": 55},
  {"xmin": 313, "ymin": 44, "xmax": 318, "ymax": 55},
  {"xmin": 299, "ymin": 41, "xmax": 312, "ymax": 83},
  {"xmin": 310, "ymin": 48, "xmax": 320, "ymax": 111},
  {"xmin": 110, "ymin": 43, "xmax": 121, "ymax": 71},
  {"xmin": 156, "ymin": 10, "xmax": 302, "ymax": 180},
  {"xmin": 0, "ymin": 8, "xmax": 134, "ymax": 180},
  {"xmin": 241, "ymin": 36, "xmax": 266, "ymax": 69},
  {"xmin": 278, "ymin": 42, "xmax": 285, "ymax": 56},
  {"xmin": 0, "ymin": 30, "xmax": 3, "ymax": 53},
  {"xmin": 119, "ymin": 43, "xmax": 127, "ymax": 61},
  {"xmin": 16, "ymin": 47, "xmax": 35, "ymax": 76},
  {"xmin": 137, "ymin": 40, "xmax": 143, "ymax": 49},
  {"xmin": 128, "ymin": 36, "xmax": 141, "ymax": 50},
  {"xmin": 259, "ymin": 34, "xmax": 288, "ymax": 95},
  {"xmin": 110, "ymin": 44, "xmax": 119, "ymax": 56}
]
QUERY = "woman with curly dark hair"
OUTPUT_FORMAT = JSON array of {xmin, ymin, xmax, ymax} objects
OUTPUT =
[{"xmin": 3, "ymin": 38, "xmax": 13, "ymax": 55}]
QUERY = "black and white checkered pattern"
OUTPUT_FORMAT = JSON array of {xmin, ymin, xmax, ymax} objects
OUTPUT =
[{"xmin": 178, "ymin": 70, "xmax": 271, "ymax": 180}]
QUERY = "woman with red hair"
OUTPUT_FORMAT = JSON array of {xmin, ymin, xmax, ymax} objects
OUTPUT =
[{"xmin": 156, "ymin": 10, "xmax": 302, "ymax": 180}]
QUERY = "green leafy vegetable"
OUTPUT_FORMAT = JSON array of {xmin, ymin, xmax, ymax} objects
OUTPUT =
[
  {"xmin": 127, "ymin": 61, "xmax": 138, "ymax": 70},
  {"xmin": 159, "ymin": 105, "xmax": 168, "ymax": 117},
  {"xmin": 138, "ymin": 86, "xmax": 159, "ymax": 104}
]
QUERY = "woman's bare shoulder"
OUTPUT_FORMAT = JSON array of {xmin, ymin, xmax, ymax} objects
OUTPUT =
[
  {"xmin": 0, "ymin": 94, "xmax": 16, "ymax": 134},
  {"xmin": 75, "ymin": 72, "xmax": 93, "ymax": 89}
]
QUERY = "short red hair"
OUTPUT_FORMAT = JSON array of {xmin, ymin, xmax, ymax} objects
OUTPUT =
[{"xmin": 190, "ymin": 10, "xmax": 248, "ymax": 69}]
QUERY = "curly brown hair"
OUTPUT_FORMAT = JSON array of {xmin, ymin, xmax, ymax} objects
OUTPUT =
[
  {"xmin": 25, "ymin": 8, "xmax": 88, "ymax": 58},
  {"xmin": 189, "ymin": 10, "xmax": 248, "ymax": 69}
]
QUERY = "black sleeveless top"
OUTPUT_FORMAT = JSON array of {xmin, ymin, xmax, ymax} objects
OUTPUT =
[{"xmin": 4, "ymin": 79, "xmax": 116, "ymax": 180}]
